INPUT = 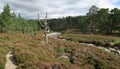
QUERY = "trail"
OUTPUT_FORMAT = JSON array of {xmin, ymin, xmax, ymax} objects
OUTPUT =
[
  {"xmin": 47, "ymin": 32, "xmax": 61, "ymax": 37},
  {"xmin": 5, "ymin": 49, "xmax": 17, "ymax": 69}
]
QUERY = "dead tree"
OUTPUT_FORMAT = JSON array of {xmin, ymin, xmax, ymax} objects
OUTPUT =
[{"xmin": 38, "ymin": 13, "xmax": 50, "ymax": 43}]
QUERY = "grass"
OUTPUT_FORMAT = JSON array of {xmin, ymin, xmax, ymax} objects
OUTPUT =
[
  {"xmin": 59, "ymin": 34, "xmax": 118, "ymax": 47},
  {"xmin": 12, "ymin": 33, "xmax": 120, "ymax": 69},
  {"xmin": 12, "ymin": 33, "xmax": 73, "ymax": 69},
  {"xmin": 0, "ymin": 32, "xmax": 120, "ymax": 69},
  {"xmin": 0, "ymin": 46, "xmax": 9, "ymax": 69},
  {"xmin": 0, "ymin": 33, "xmax": 11, "ymax": 69}
]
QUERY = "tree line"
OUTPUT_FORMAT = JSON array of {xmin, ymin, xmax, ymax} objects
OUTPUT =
[
  {"xmin": 0, "ymin": 4, "xmax": 120, "ymax": 35},
  {"xmin": 48, "ymin": 5, "xmax": 120, "ymax": 35},
  {"xmin": 0, "ymin": 4, "xmax": 40, "ymax": 33}
]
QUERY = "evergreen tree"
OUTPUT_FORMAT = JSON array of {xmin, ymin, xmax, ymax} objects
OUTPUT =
[
  {"xmin": 110, "ymin": 8, "xmax": 120, "ymax": 34},
  {"xmin": 1, "ymin": 4, "xmax": 11, "ymax": 32}
]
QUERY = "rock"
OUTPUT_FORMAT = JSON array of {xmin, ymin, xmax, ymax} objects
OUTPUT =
[
  {"xmin": 117, "ymin": 51, "xmax": 120, "ymax": 55},
  {"xmin": 87, "ymin": 44, "xmax": 95, "ymax": 46},
  {"xmin": 109, "ymin": 48, "xmax": 116, "ymax": 51},
  {"xmin": 104, "ymin": 48, "xmax": 111, "ymax": 52},
  {"xmin": 98, "ymin": 47, "xmax": 111, "ymax": 52},
  {"xmin": 109, "ymin": 48, "xmax": 120, "ymax": 55},
  {"xmin": 59, "ymin": 55, "xmax": 69, "ymax": 59}
]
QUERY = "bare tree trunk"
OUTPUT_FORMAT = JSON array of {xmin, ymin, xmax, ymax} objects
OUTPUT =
[
  {"xmin": 38, "ymin": 13, "xmax": 50, "ymax": 43},
  {"xmin": 45, "ymin": 33, "xmax": 48, "ymax": 43}
]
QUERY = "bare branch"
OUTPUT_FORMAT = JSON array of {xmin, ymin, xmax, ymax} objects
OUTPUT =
[
  {"xmin": 38, "ymin": 12, "xmax": 50, "ymax": 43},
  {"xmin": 40, "ymin": 20, "xmax": 45, "ymax": 27},
  {"xmin": 44, "ymin": 12, "xmax": 48, "ymax": 27},
  {"xmin": 38, "ymin": 13, "xmax": 45, "ymax": 27}
]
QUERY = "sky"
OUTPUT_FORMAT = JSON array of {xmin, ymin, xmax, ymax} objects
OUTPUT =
[{"xmin": 0, "ymin": 0, "xmax": 120, "ymax": 19}]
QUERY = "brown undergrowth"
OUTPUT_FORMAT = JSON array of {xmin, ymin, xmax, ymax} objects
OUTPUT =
[{"xmin": 0, "ymin": 33, "xmax": 120, "ymax": 69}]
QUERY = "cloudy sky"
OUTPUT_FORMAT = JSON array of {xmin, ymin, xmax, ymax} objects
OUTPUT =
[{"xmin": 0, "ymin": 0, "xmax": 120, "ymax": 19}]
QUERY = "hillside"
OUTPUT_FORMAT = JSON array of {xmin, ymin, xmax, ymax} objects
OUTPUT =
[{"xmin": 0, "ymin": 33, "xmax": 120, "ymax": 69}]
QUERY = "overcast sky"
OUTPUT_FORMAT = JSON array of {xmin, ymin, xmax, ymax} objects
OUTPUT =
[{"xmin": 0, "ymin": 0, "xmax": 120, "ymax": 19}]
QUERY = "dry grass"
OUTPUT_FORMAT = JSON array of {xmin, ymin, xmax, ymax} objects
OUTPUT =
[{"xmin": 0, "ymin": 32, "xmax": 120, "ymax": 69}]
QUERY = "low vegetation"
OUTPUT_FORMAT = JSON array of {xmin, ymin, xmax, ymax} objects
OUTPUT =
[
  {"xmin": 0, "ymin": 32, "xmax": 119, "ymax": 69},
  {"xmin": 12, "ymin": 33, "xmax": 77, "ymax": 69},
  {"xmin": 0, "ymin": 33, "xmax": 11, "ymax": 69},
  {"xmin": 59, "ymin": 34, "xmax": 120, "ymax": 47},
  {"xmin": 14, "ymin": 33, "xmax": 120, "ymax": 69},
  {"xmin": 0, "ymin": 46, "xmax": 9, "ymax": 69}
]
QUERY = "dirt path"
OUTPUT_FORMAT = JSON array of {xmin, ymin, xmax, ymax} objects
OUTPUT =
[
  {"xmin": 47, "ymin": 32, "xmax": 61, "ymax": 37},
  {"xmin": 5, "ymin": 50, "xmax": 17, "ymax": 69}
]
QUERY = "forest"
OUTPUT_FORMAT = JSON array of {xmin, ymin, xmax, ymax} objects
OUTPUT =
[
  {"xmin": 0, "ymin": 5, "xmax": 120, "ymax": 36},
  {"xmin": 48, "ymin": 5, "xmax": 120, "ymax": 35}
]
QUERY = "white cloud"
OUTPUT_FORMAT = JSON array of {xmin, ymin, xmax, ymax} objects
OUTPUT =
[
  {"xmin": 110, "ymin": 0, "xmax": 120, "ymax": 3},
  {"xmin": 97, "ymin": 0, "xmax": 114, "ymax": 9},
  {"xmin": 0, "ymin": 0, "xmax": 120, "ymax": 19}
]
